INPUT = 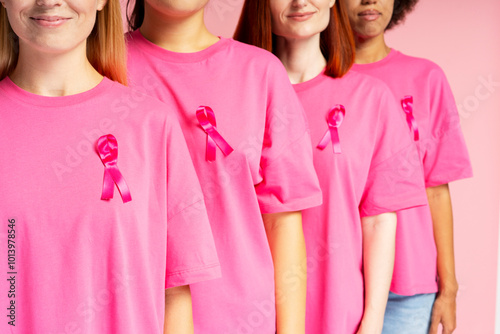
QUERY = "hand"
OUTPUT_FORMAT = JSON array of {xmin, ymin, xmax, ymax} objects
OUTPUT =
[{"xmin": 429, "ymin": 289, "xmax": 457, "ymax": 334}]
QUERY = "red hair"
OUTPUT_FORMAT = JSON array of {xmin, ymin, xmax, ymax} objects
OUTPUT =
[{"xmin": 234, "ymin": 0, "xmax": 355, "ymax": 78}]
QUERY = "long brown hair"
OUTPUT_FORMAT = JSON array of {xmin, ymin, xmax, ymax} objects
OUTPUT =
[
  {"xmin": 234, "ymin": 0, "xmax": 355, "ymax": 78},
  {"xmin": 0, "ymin": 0, "xmax": 127, "ymax": 85}
]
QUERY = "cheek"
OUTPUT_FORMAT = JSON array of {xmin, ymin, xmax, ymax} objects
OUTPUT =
[
  {"xmin": 316, "ymin": 9, "xmax": 331, "ymax": 33},
  {"xmin": 269, "ymin": 4, "xmax": 285, "ymax": 33},
  {"xmin": 5, "ymin": 12, "xmax": 25, "ymax": 39},
  {"xmin": 269, "ymin": 2, "xmax": 283, "ymax": 22},
  {"xmin": 382, "ymin": 0, "xmax": 394, "ymax": 21}
]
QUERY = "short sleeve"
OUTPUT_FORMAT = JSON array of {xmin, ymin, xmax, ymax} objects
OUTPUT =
[
  {"xmin": 165, "ymin": 115, "xmax": 221, "ymax": 288},
  {"xmin": 360, "ymin": 88, "xmax": 428, "ymax": 217},
  {"xmin": 422, "ymin": 68, "xmax": 473, "ymax": 187},
  {"xmin": 255, "ymin": 60, "xmax": 322, "ymax": 214}
]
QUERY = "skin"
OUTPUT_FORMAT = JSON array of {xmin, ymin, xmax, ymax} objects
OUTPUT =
[
  {"xmin": 427, "ymin": 184, "xmax": 458, "ymax": 334},
  {"xmin": 140, "ymin": 1, "xmax": 309, "ymax": 332},
  {"xmin": 359, "ymin": 213, "xmax": 397, "ymax": 334},
  {"xmin": 1, "ymin": 0, "xmax": 107, "ymax": 96},
  {"xmin": 344, "ymin": 0, "xmax": 393, "ymax": 63},
  {"xmin": 270, "ymin": 1, "xmax": 398, "ymax": 333},
  {"xmin": 271, "ymin": 0, "xmax": 334, "ymax": 83},
  {"xmin": 2, "ymin": 2, "xmax": 194, "ymax": 333},
  {"xmin": 345, "ymin": 1, "xmax": 459, "ymax": 333},
  {"xmin": 140, "ymin": 0, "xmax": 219, "ymax": 52},
  {"xmin": 164, "ymin": 286, "xmax": 194, "ymax": 334},
  {"xmin": 263, "ymin": 212, "xmax": 307, "ymax": 334}
]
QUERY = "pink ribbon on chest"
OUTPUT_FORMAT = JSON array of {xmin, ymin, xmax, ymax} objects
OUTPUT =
[
  {"xmin": 317, "ymin": 105, "xmax": 346, "ymax": 154},
  {"xmin": 196, "ymin": 106, "xmax": 234, "ymax": 162},
  {"xmin": 96, "ymin": 134, "xmax": 132, "ymax": 203},
  {"xmin": 401, "ymin": 96, "xmax": 419, "ymax": 141}
]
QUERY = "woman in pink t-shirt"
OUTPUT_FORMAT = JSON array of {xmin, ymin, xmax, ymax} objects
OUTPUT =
[
  {"xmin": 125, "ymin": 0, "xmax": 323, "ymax": 333},
  {"xmin": 0, "ymin": 1, "xmax": 220, "ymax": 333},
  {"xmin": 235, "ymin": 1, "xmax": 427, "ymax": 333},
  {"xmin": 345, "ymin": 1, "xmax": 473, "ymax": 333}
]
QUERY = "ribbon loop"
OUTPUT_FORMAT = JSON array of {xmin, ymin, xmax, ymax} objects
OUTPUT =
[
  {"xmin": 96, "ymin": 134, "xmax": 132, "ymax": 203},
  {"xmin": 401, "ymin": 96, "xmax": 419, "ymax": 141},
  {"xmin": 196, "ymin": 106, "xmax": 234, "ymax": 162},
  {"xmin": 317, "ymin": 105, "xmax": 345, "ymax": 154}
]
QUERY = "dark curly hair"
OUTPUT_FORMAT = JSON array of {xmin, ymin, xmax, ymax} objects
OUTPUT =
[{"xmin": 387, "ymin": 0, "xmax": 419, "ymax": 30}]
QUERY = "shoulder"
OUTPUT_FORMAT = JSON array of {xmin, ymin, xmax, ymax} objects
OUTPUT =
[
  {"xmin": 345, "ymin": 70, "xmax": 398, "ymax": 99},
  {"xmin": 224, "ymin": 39, "xmax": 287, "ymax": 72},
  {"xmin": 225, "ymin": 39, "xmax": 279, "ymax": 61},
  {"xmin": 392, "ymin": 50, "xmax": 448, "ymax": 80},
  {"xmin": 106, "ymin": 80, "xmax": 178, "ymax": 124},
  {"xmin": 124, "ymin": 30, "xmax": 148, "ymax": 57}
]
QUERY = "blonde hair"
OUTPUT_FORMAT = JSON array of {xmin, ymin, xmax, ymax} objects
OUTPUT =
[{"xmin": 0, "ymin": 0, "xmax": 127, "ymax": 85}]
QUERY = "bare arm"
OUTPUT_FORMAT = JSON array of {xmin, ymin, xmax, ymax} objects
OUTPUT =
[
  {"xmin": 263, "ymin": 211, "xmax": 307, "ymax": 334},
  {"xmin": 357, "ymin": 212, "xmax": 397, "ymax": 334},
  {"xmin": 164, "ymin": 285, "xmax": 194, "ymax": 334},
  {"xmin": 427, "ymin": 184, "xmax": 458, "ymax": 334}
]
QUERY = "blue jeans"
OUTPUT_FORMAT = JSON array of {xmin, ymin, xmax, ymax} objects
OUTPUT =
[{"xmin": 382, "ymin": 292, "xmax": 437, "ymax": 334}]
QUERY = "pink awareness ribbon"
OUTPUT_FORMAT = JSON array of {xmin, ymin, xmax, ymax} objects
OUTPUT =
[
  {"xmin": 196, "ymin": 106, "xmax": 234, "ymax": 162},
  {"xmin": 401, "ymin": 96, "xmax": 419, "ymax": 141},
  {"xmin": 96, "ymin": 134, "xmax": 132, "ymax": 203},
  {"xmin": 317, "ymin": 105, "xmax": 346, "ymax": 154}
]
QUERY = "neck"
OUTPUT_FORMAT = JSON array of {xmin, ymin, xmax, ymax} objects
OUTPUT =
[
  {"xmin": 274, "ymin": 34, "xmax": 326, "ymax": 84},
  {"xmin": 354, "ymin": 33, "xmax": 391, "ymax": 64},
  {"xmin": 10, "ymin": 42, "xmax": 103, "ymax": 97},
  {"xmin": 140, "ymin": 5, "xmax": 219, "ymax": 53}
]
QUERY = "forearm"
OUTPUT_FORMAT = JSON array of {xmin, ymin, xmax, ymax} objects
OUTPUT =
[
  {"xmin": 427, "ymin": 184, "xmax": 458, "ymax": 334},
  {"xmin": 427, "ymin": 184, "xmax": 458, "ymax": 294},
  {"xmin": 359, "ymin": 212, "xmax": 397, "ymax": 334},
  {"xmin": 164, "ymin": 285, "xmax": 194, "ymax": 334},
  {"xmin": 263, "ymin": 211, "xmax": 307, "ymax": 334}
]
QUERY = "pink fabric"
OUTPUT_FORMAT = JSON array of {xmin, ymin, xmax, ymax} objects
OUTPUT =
[
  {"xmin": 0, "ymin": 77, "xmax": 220, "ymax": 333},
  {"xmin": 126, "ymin": 30, "xmax": 322, "ymax": 334},
  {"xmin": 352, "ymin": 50, "xmax": 473, "ymax": 296},
  {"xmin": 294, "ymin": 71, "xmax": 428, "ymax": 334}
]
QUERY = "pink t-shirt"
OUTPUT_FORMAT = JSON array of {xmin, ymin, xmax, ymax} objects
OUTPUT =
[
  {"xmin": 0, "ymin": 77, "xmax": 220, "ymax": 334},
  {"xmin": 352, "ymin": 50, "xmax": 473, "ymax": 295},
  {"xmin": 126, "ymin": 30, "xmax": 322, "ymax": 334},
  {"xmin": 294, "ymin": 70, "xmax": 428, "ymax": 334}
]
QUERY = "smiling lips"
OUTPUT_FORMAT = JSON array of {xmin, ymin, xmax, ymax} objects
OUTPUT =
[
  {"xmin": 359, "ymin": 9, "xmax": 381, "ymax": 21},
  {"xmin": 31, "ymin": 16, "xmax": 70, "ymax": 27},
  {"xmin": 288, "ymin": 12, "xmax": 315, "ymax": 22}
]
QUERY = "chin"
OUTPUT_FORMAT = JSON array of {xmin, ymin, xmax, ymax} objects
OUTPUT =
[
  {"xmin": 356, "ymin": 25, "xmax": 384, "ymax": 39},
  {"xmin": 283, "ymin": 28, "xmax": 322, "ymax": 41},
  {"xmin": 149, "ymin": 0, "xmax": 209, "ymax": 15}
]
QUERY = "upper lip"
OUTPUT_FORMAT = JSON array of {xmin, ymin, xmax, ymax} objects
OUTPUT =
[
  {"xmin": 359, "ymin": 9, "xmax": 381, "ymax": 16},
  {"xmin": 30, "ymin": 15, "xmax": 69, "ymax": 21},
  {"xmin": 288, "ymin": 11, "xmax": 315, "ymax": 18}
]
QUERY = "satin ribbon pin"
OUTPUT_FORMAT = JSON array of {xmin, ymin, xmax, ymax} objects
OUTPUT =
[
  {"xmin": 196, "ymin": 106, "xmax": 234, "ymax": 162},
  {"xmin": 317, "ymin": 105, "xmax": 346, "ymax": 154},
  {"xmin": 96, "ymin": 134, "xmax": 132, "ymax": 203},
  {"xmin": 401, "ymin": 96, "xmax": 419, "ymax": 141}
]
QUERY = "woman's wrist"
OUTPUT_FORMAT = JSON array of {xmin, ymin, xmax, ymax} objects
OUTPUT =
[
  {"xmin": 359, "ymin": 310, "xmax": 384, "ymax": 333},
  {"xmin": 439, "ymin": 277, "xmax": 459, "ymax": 297},
  {"xmin": 439, "ymin": 274, "xmax": 458, "ymax": 294}
]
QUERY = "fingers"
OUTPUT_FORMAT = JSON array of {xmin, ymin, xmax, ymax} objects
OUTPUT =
[
  {"xmin": 429, "ymin": 311, "xmax": 456, "ymax": 334},
  {"xmin": 442, "ymin": 319, "xmax": 457, "ymax": 334},
  {"xmin": 428, "ymin": 311, "xmax": 440, "ymax": 334},
  {"xmin": 429, "ymin": 320, "xmax": 439, "ymax": 334}
]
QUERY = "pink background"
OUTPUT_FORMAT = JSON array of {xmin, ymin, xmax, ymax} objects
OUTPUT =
[{"xmin": 121, "ymin": 0, "xmax": 500, "ymax": 332}]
